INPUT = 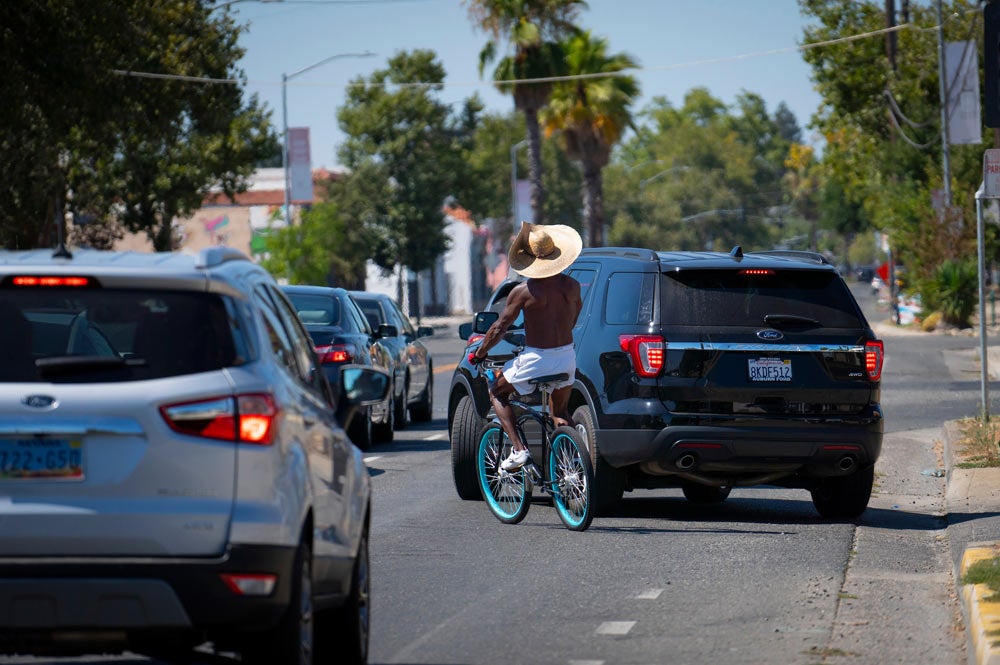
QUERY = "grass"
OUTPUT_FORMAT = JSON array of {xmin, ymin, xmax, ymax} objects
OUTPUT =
[
  {"xmin": 963, "ymin": 556, "xmax": 1000, "ymax": 601},
  {"xmin": 954, "ymin": 416, "xmax": 1000, "ymax": 469}
]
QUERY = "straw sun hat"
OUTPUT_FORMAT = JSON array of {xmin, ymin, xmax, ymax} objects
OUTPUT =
[{"xmin": 507, "ymin": 221, "xmax": 583, "ymax": 279}]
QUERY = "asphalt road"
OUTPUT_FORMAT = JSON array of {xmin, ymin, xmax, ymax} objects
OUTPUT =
[{"xmin": 2, "ymin": 283, "xmax": 985, "ymax": 664}]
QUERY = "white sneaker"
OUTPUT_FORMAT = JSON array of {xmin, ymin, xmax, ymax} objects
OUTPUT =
[{"xmin": 501, "ymin": 448, "xmax": 531, "ymax": 472}]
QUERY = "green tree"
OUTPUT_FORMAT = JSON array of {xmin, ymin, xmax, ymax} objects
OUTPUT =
[
  {"xmin": 337, "ymin": 50, "xmax": 479, "ymax": 301},
  {"xmin": 0, "ymin": 1, "xmax": 277, "ymax": 250},
  {"xmin": 464, "ymin": 0, "xmax": 586, "ymax": 225},
  {"xmin": 799, "ymin": 0, "xmax": 986, "ymax": 289},
  {"xmin": 542, "ymin": 30, "xmax": 639, "ymax": 247}
]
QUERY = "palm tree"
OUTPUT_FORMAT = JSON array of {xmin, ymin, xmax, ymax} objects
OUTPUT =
[
  {"xmin": 464, "ymin": 0, "xmax": 586, "ymax": 226},
  {"xmin": 542, "ymin": 31, "xmax": 638, "ymax": 247}
]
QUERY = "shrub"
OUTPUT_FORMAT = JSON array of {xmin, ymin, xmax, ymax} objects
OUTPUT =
[
  {"xmin": 921, "ymin": 311, "xmax": 942, "ymax": 332},
  {"xmin": 923, "ymin": 259, "xmax": 978, "ymax": 327}
]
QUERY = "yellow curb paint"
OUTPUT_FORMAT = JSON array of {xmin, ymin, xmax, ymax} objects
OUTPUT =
[{"xmin": 961, "ymin": 546, "xmax": 1000, "ymax": 665}]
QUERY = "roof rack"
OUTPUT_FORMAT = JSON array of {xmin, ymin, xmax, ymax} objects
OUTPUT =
[
  {"xmin": 746, "ymin": 250, "xmax": 830, "ymax": 265},
  {"xmin": 195, "ymin": 246, "xmax": 252, "ymax": 269}
]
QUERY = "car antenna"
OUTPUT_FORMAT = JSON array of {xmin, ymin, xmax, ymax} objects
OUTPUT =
[{"xmin": 729, "ymin": 245, "xmax": 743, "ymax": 260}]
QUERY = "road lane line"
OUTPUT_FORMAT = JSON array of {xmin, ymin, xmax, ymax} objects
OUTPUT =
[
  {"xmin": 635, "ymin": 589, "xmax": 663, "ymax": 600},
  {"xmin": 425, "ymin": 433, "xmax": 446, "ymax": 440},
  {"xmin": 364, "ymin": 456, "xmax": 382, "ymax": 463},
  {"xmin": 569, "ymin": 661, "xmax": 604, "ymax": 665},
  {"xmin": 435, "ymin": 362, "xmax": 458, "ymax": 374},
  {"xmin": 595, "ymin": 621, "xmax": 635, "ymax": 635}
]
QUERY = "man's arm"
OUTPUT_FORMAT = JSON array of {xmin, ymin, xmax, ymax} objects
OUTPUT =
[{"xmin": 474, "ymin": 284, "xmax": 528, "ymax": 361}]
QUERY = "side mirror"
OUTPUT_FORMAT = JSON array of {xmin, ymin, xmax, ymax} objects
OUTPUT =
[
  {"xmin": 458, "ymin": 322, "xmax": 472, "ymax": 340},
  {"xmin": 473, "ymin": 311, "xmax": 499, "ymax": 334},
  {"xmin": 376, "ymin": 323, "xmax": 399, "ymax": 339},
  {"xmin": 340, "ymin": 366, "xmax": 390, "ymax": 406},
  {"xmin": 416, "ymin": 325, "xmax": 434, "ymax": 338}
]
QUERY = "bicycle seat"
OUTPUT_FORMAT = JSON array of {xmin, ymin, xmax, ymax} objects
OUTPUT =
[{"xmin": 529, "ymin": 373, "xmax": 569, "ymax": 386}]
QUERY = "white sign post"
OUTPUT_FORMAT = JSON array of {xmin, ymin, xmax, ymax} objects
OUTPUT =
[{"xmin": 977, "ymin": 149, "xmax": 1000, "ymax": 419}]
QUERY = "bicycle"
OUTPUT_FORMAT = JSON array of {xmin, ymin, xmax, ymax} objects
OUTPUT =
[{"xmin": 469, "ymin": 355, "xmax": 595, "ymax": 532}]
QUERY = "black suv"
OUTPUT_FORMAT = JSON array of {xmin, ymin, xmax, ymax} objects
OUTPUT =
[{"xmin": 448, "ymin": 246, "xmax": 884, "ymax": 518}]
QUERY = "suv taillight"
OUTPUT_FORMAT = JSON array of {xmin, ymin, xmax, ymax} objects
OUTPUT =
[
  {"xmin": 466, "ymin": 333, "xmax": 485, "ymax": 347},
  {"xmin": 619, "ymin": 334, "xmax": 665, "ymax": 378},
  {"xmin": 315, "ymin": 343, "xmax": 354, "ymax": 364},
  {"xmin": 864, "ymin": 340, "xmax": 884, "ymax": 381},
  {"xmin": 161, "ymin": 393, "xmax": 278, "ymax": 445}
]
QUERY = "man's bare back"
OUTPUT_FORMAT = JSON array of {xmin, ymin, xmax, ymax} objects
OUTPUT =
[{"xmin": 478, "ymin": 274, "xmax": 581, "ymax": 352}]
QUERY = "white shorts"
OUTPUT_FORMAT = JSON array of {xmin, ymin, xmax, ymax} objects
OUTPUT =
[{"xmin": 502, "ymin": 344, "xmax": 576, "ymax": 395}]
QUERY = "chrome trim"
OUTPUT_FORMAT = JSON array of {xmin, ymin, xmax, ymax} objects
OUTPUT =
[
  {"xmin": 665, "ymin": 342, "xmax": 865, "ymax": 353},
  {"xmin": 0, "ymin": 418, "xmax": 144, "ymax": 436}
]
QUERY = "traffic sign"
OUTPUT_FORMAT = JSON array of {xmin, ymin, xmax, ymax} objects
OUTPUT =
[{"xmin": 985, "ymin": 149, "xmax": 1000, "ymax": 197}]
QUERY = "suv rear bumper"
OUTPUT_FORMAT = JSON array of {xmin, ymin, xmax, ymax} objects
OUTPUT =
[
  {"xmin": 601, "ymin": 415, "xmax": 883, "ymax": 476},
  {"xmin": 0, "ymin": 544, "xmax": 296, "ymax": 635}
]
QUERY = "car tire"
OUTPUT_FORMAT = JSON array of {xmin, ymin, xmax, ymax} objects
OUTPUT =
[
  {"xmin": 317, "ymin": 522, "xmax": 370, "ymax": 665},
  {"xmin": 451, "ymin": 394, "xmax": 483, "ymax": 501},
  {"xmin": 393, "ymin": 377, "xmax": 408, "ymax": 430},
  {"xmin": 572, "ymin": 405, "xmax": 625, "ymax": 516},
  {"xmin": 681, "ymin": 482, "xmax": 732, "ymax": 504},
  {"xmin": 410, "ymin": 369, "xmax": 433, "ymax": 423},
  {"xmin": 372, "ymin": 395, "xmax": 394, "ymax": 444},
  {"xmin": 347, "ymin": 406, "xmax": 373, "ymax": 452},
  {"xmin": 242, "ymin": 541, "xmax": 312, "ymax": 665},
  {"xmin": 810, "ymin": 464, "xmax": 874, "ymax": 519}
]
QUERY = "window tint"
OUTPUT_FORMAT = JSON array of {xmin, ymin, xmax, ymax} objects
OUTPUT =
[
  {"xmin": 660, "ymin": 269, "xmax": 863, "ymax": 327},
  {"xmin": 1, "ymin": 288, "xmax": 244, "ymax": 383},
  {"xmin": 268, "ymin": 286, "xmax": 322, "ymax": 390},
  {"xmin": 344, "ymin": 297, "xmax": 371, "ymax": 334},
  {"xmin": 355, "ymin": 298, "xmax": 384, "ymax": 330},
  {"xmin": 254, "ymin": 285, "xmax": 301, "ymax": 379},
  {"xmin": 388, "ymin": 300, "xmax": 414, "ymax": 335},
  {"xmin": 285, "ymin": 293, "xmax": 341, "ymax": 328},
  {"xmin": 605, "ymin": 272, "xmax": 656, "ymax": 325}
]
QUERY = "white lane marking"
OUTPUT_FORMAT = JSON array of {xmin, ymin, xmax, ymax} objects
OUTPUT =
[
  {"xmin": 595, "ymin": 621, "xmax": 635, "ymax": 635},
  {"xmin": 364, "ymin": 456, "xmax": 382, "ymax": 463},
  {"xmin": 569, "ymin": 661, "xmax": 604, "ymax": 665},
  {"xmin": 635, "ymin": 588, "xmax": 663, "ymax": 600},
  {"xmin": 425, "ymin": 433, "xmax": 446, "ymax": 441}
]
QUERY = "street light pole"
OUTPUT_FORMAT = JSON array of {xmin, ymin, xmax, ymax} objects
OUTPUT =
[{"xmin": 281, "ymin": 51, "xmax": 374, "ymax": 227}]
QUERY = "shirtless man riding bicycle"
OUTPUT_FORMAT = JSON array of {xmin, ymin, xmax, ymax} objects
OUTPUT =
[{"xmin": 470, "ymin": 221, "xmax": 583, "ymax": 472}]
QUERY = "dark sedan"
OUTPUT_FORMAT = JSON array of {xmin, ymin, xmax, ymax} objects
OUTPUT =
[
  {"xmin": 350, "ymin": 291, "xmax": 435, "ymax": 425},
  {"xmin": 281, "ymin": 285, "xmax": 397, "ymax": 448}
]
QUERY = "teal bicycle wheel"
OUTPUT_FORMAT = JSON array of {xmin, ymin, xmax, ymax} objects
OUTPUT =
[
  {"xmin": 548, "ymin": 425, "xmax": 594, "ymax": 531},
  {"xmin": 476, "ymin": 422, "xmax": 531, "ymax": 524}
]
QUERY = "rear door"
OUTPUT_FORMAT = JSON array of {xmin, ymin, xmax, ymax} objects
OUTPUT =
[
  {"xmin": 657, "ymin": 267, "xmax": 880, "ymax": 417},
  {"xmin": 0, "ymin": 286, "xmax": 242, "ymax": 557}
]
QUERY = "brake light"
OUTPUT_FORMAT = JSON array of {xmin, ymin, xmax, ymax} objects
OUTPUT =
[
  {"xmin": 11, "ymin": 276, "xmax": 92, "ymax": 287},
  {"xmin": 315, "ymin": 343, "xmax": 354, "ymax": 364},
  {"xmin": 220, "ymin": 573, "xmax": 277, "ymax": 596},
  {"xmin": 864, "ymin": 340, "xmax": 884, "ymax": 382},
  {"xmin": 160, "ymin": 393, "xmax": 278, "ymax": 445},
  {"xmin": 618, "ymin": 334, "xmax": 665, "ymax": 377},
  {"xmin": 467, "ymin": 333, "xmax": 485, "ymax": 347},
  {"xmin": 740, "ymin": 269, "xmax": 774, "ymax": 276}
]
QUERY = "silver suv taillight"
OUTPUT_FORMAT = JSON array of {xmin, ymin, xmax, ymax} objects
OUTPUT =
[{"xmin": 160, "ymin": 393, "xmax": 278, "ymax": 445}]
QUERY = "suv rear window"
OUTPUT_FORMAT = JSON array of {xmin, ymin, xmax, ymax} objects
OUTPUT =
[
  {"xmin": 285, "ymin": 293, "xmax": 342, "ymax": 327},
  {"xmin": 660, "ymin": 269, "xmax": 863, "ymax": 328},
  {"xmin": 1, "ymin": 289, "xmax": 246, "ymax": 383}
]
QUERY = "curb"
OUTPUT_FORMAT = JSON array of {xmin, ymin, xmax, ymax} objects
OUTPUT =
[{"xmin": 961, "ymin": 544, "xmax": 1000, "ymax": 665}]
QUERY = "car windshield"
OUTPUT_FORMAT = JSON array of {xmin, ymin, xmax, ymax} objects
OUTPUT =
[
  {"xmin": 0, "ymin": 288, "xmax": 247, "ymax": 383},
  {"xmin": 285, "ymin": 293, "xmax": 342, "ymax": 327}
]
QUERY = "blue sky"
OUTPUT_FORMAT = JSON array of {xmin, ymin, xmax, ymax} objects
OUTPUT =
[{"xmin": 229, "ymin": 0, "xmax": 823, "ymax": 170}]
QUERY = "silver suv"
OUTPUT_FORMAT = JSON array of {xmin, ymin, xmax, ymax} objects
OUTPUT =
[{"xmin": 0, "ymin": 246, "xmax": 387, "ymax": 664}]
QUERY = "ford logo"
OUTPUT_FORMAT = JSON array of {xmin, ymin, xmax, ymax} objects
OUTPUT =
[
  {"xmin": 22, "ymin": 395, "xmax": 57, "ymax": 409},
  {"xmin": 756, "ymin": 329, "xmax": 784, "ymax": 341}
]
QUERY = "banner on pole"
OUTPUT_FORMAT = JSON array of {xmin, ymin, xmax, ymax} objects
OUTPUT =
[
  {"xmin": 288, "ymin": 127, "xmax": 314, "ymax": 203},
  {"xmin": 946, "ymin": 41, "xmax": 982, "ymax": 145}
]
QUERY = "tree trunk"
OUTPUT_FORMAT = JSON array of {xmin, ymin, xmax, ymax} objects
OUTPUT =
[
  {"xmin": 582, "ymin": 163, "xmax": 605, "ymax": 248},
  {"xmin": 524, "ymin": 107, "xmax": 545, "ymax": 225}
]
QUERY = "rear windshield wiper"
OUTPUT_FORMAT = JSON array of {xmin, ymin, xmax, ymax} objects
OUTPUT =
[
  {"xmin": 35, "ymin": 355, "xmax": 145, "ymax": 377},
  {"xmin": 763, "ymin": 313, "xmax": 821, "ymax": 327}
]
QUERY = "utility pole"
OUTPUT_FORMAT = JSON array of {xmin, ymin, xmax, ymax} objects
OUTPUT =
[{"xmin": 936, "ymin": 0, "xmax": 953, "ymax": 208}]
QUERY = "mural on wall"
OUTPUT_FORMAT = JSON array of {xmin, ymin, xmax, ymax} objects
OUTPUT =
[{"xmin": 203, "ymin": 214, "xmax": 230, "ymax": 245}]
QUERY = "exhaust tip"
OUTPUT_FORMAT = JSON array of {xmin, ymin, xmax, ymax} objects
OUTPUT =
[
  {"xmin": 676, "ymin": 453, "xmax": 697, "ymax": 470},
  {"xmin": 838, "ymin": 455, "xmax": 856, "ymax": 472}
]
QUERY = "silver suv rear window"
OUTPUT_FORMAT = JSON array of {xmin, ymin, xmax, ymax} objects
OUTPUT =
[{"xmin": 1, "ymin": 289, "xmax": 248, "ymax": 383}]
